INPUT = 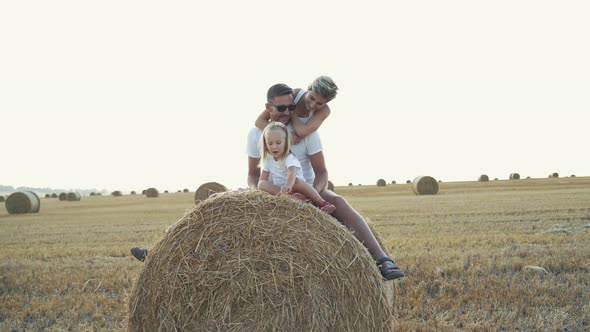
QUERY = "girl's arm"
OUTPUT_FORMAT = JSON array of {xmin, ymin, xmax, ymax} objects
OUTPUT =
[
  {"xmin": 291, "ymin": 106, "xmax": 331, "ymax": 138},
  {"xmin": 282, "ymin": 166, "xmax": 298, "ymax": 193},
  {"xmin": 255, "ymin": 110, "xmax": 271, "ymax": 130}
]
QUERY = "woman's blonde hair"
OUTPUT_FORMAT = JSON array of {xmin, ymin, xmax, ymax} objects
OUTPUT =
[
  {"xmin": 260, "ymin": 122, "xmax": 292, "ymax": 163},
  {"xmin": 308, "ymin": 76, "xmax": 338, "ymax": 102}
]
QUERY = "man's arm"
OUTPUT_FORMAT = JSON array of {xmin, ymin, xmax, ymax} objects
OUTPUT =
[
  {"xmin": 247, "ymin": 156, "xmax": 261, "ymax": 190},
  {"xmin": 309, "ymin": 151, "xmax": 329, "ymax": 193}
]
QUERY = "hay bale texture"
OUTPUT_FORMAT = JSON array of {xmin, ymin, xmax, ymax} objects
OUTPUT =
[
  {"xmin": 478, "ymin": 175, "xmax": 489, "ymax": 182},
  {"xmin": 146, "ymin": 188, "xmax": 159, "ymax": 198},
  {"xmin": 194, "ymin": 182, "xmax": 227, "ymax": 203},
  {"xmin": 509, "ymin": 173, "xmax": 520, "ymax": 180},
  {"xmin": 127, "ymin": 190, "xmax": 393, "ymax": 331},
  {"xmin": 67, "ymin": 192, "xmax": 81, "ymax": 201},
  {"xmin": 5, "ymin": 191, "xmax": 40, "ymax": 214},
  {"xmin": 412, "ymin": 176, "xmax": 439, "ymax": 195},
  {"xmin": 58, "ymin": 192, "xmax": 68, "ymax": 201},
  {"xmin": 376, "ymin": 179, "xmax": 386, "ymax": 187}
]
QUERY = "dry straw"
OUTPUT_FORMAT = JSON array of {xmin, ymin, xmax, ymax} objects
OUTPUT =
[
  {"xmin": 67, "ymin": 192, "xmax": 81, "ymax": 201},
  {"xmin": 478, "ymin": 174, "xmax": 489, "ymax": 182},
  {"xmin": 328, "ymin": 180, "xmax": 335, "ymax": 191},
  {"xmin": 146, "ymin": 188, "xmax": 159, "ymax": 198},
  {"xmin": 376, "ymin": 179, "xmax": 386, "ymax": 187},
  {"xmin": 58, "ymin": 192, "xmax": 68, "ymax": 201},
  {"xmin": 412, "ymin": 176, "xmax": 439, "ymax": 195},
  {"xmin": 5, "ymin": 191, "xmax": 41, "ymax": 214},
  {"xmin": 127, "ymin": 190, "xmax": 393, "ymax": 331},
  {"xmin": 509, "ymin": 173, "xmax": 520, "ymax": 180},
  {"xmin": 194, "ymin": 182, "xmax": 227, "ymax": 203}
]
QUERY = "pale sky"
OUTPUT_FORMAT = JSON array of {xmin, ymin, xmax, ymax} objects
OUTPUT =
[{"xmin": 1, "ymin": 1, "xmax": 589, "ymax": 193}]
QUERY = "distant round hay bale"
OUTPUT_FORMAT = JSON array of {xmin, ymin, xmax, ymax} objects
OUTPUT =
[
  {"xmin": 406, "ymin": 180, "xmax": 411, "ymax": 184},
  {"xmin": 526, "ymin": 176, "xmax": 531, "ymax": 179},
  {"xmin": 391, "ymin": 180, "xmax": 396, "ymax": 184},
  {"xmin": 194, "ymin": 182, "xmax": 228, "ymax": 203},
  {"xmin": 0, "ymin": 196, "xmax": 5, "ymax": 202},
  {"xmin": 45, "ymin": 194, "xmax": 51, "ymax": 198},
  {"xmin": 51, "ymin": 193, "xmax": 58, "ymax": 198},
  {"xmin": 328, "ymin": 180, "xmax": 335, "ymax": 191},
  {"xmin": 5, "ymin": 191, "xmax": 41, "ymax": 214},
  {"xmin": 67, "ymin": 192, "xmax": 81, "ymax": 201},
  {"xmin": 571, "ymin": 174, "xmax": 576, "ymax": 178},
  {"xmin": 146, "ymin": 188, "xmax": 159, "ymax": 198},
  {"xmin": 90, "ymin": 192, "xmax": 96, "ymax": 196},
  {"xmin": 494, "ymin": 178, "xmax": 499, "ymax": 181},
  {"xmin": 478, "ymin": 175, "xmax": 489, "ymax": 182},
  {"xmin": 127, "ymin": 191, "xmax": 393, "ymax": 331},
  {"xmin": 141, "ymin": 189, "xmax": 147, "ymax": 195},
  {"xmin": 348, "ymin": 183, "xmax": 353, "ymax": 186},
  {"xmin": 97, "ymin": 193, "xmax": 103, "ymax": 196},
  {"xmin": 112, "ymin": 191, "xmax": 122, "ymax": 197},
  {"xmin": 509, "ymin": 173, "xmax": 520, "ymax": 180},
  {"xmin": 164, "ymin": 190, "xmax": 169, "ymax": 194},
  {"xmin": 412, "ymin": 176, "xmax": 439, "ymax": 195},
  {"xmin": 551, "ymin": 172, "xmax": 559, "ymax": 178},
  {"xmin": 183, "ymin": 188, "xmax": 189, "ymax": 193},
  {"xmin": 58, "ymin": 192, "xmax": 68, "ymax": 201},
  {"xmin": 131, "ymin": 191, "xmax": 136, "ymax": 195},
  {"xmin": 376, "ymin": 179, "xmax": 386, "ymax": 187}
]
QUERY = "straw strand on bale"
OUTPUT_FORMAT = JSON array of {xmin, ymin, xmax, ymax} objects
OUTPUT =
[
  {"xmin": 127, "ymin": 190, "xmax": 393, "ymax": 332},
  {"xmin": 194, "ymin": 182, "xmax": 227, "ymax": 203}
]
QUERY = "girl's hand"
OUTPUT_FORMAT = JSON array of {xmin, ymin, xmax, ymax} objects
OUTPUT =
[
  {"xmin": 292, "ymin": 134, "xmax": 303, "ymax": 145},
  {"xmin": 281, "ymin": 184, "xmax": 292, "ymax": 194}
]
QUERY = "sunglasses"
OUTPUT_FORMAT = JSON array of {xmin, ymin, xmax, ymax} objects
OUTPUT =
[{"xmin": 271, "ymin": 103, "xmax": 297, "ymax": 112}]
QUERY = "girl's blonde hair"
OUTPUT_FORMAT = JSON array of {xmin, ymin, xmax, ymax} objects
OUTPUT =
[{"xmin": 260, "ymin": 122, "xmax": 292, "ymax": 163}]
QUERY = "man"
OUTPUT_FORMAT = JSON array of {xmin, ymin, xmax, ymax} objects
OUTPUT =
[{"xmin": 247, "ymin": 83, "xmax": 404, "ymax": 280}]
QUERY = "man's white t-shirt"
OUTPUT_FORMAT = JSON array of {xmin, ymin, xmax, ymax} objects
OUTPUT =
[
  {"xmin": 247, "ymin": 124, "xmax": 323, "ymax": 185},
  {"xmin": 261, "ymin": 153, "xmax": 306, "ymax": 187}
]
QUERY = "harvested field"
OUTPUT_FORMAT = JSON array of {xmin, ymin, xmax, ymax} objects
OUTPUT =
[{"xmin": 1, "ymin": 177, "xmax": 589, "ymax": 330}]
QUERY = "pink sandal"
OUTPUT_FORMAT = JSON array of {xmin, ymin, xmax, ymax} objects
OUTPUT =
[{"xmin": 317, "ymin": 201, "xmax": 336, "ymax": 214}]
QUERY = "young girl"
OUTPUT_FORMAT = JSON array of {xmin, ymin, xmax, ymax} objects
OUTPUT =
[
  {"xmin": 258, "ymin": 122, "xmax": 336, "ymax": 214},
  {"xmin": 255, "ymin": 76, "xmax": 338, "ymax": 144}
]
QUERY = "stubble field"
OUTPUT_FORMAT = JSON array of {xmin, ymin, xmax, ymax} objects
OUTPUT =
[{"xmin": 1, "ymin": 177, "xmax": 589, "ymax": 331}]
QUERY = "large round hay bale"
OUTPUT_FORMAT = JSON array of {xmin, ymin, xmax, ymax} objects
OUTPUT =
[
  {"xmin": 5, "ymin": 191, "xmax": 41, "ymax": 214},
  {"xmin": 551, "ymin": 172, "xmax": 559, "ymax": 178},
  {"xmin": 328, "ymin": 180, "xmax": 335, "ymax": 191},
  {"xmin": 146, "ymin": 188, "xmax": 159, "ymax": 198},
  {"xmin": 58, "ymin": 192, "xmax": 68, "ymax": 201},
  {"xmin": 194, "ymin": 182, "xmax": 227, "ymax": 203},
  {"xmin": 412, "ymin": 176, "xmax": 439, "ymax": 195},
  {"xmin": 67, "ymin": 192, "xmax": 81, "ymax": 201},
  {"xmin": 509, "ymin": 173, "xmax": 520, "ymax": 180},
  {"xmin": 478, "ymin": 174, "xmax": 489, "ymax": 182},
  {"xmin": 376, "ymin": 179, "xmax": 386, "ymax": 187},
  {"xmin": 127, "ymin": 191, "xmax": 393, "ymax": 331}
]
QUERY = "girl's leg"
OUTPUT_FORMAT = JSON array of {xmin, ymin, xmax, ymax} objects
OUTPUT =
[
  {"xmin": 258, "ymin": 181, "xmax": 282, "ymax": 194},
  {"xmin": 291, "ymin": 179, "xmax": 324, "ymax": 205}
]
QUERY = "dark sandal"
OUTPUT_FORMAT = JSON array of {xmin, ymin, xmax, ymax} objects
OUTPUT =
[
  {"xmin": 377, "ymin": 257, "xmax": 405, "ymax": 280},
  {"xmin": 130, "ymin": 247, "xmax": 149, "ymax": 262}
]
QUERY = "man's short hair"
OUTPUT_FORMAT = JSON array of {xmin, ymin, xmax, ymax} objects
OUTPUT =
[
  {"xmin": 308, "ymin": 76, "xmax": 338, "ymax": 102},
  {"xmin": 267, "ymin": 84, "xmax": 293, "ymax": 102}
]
